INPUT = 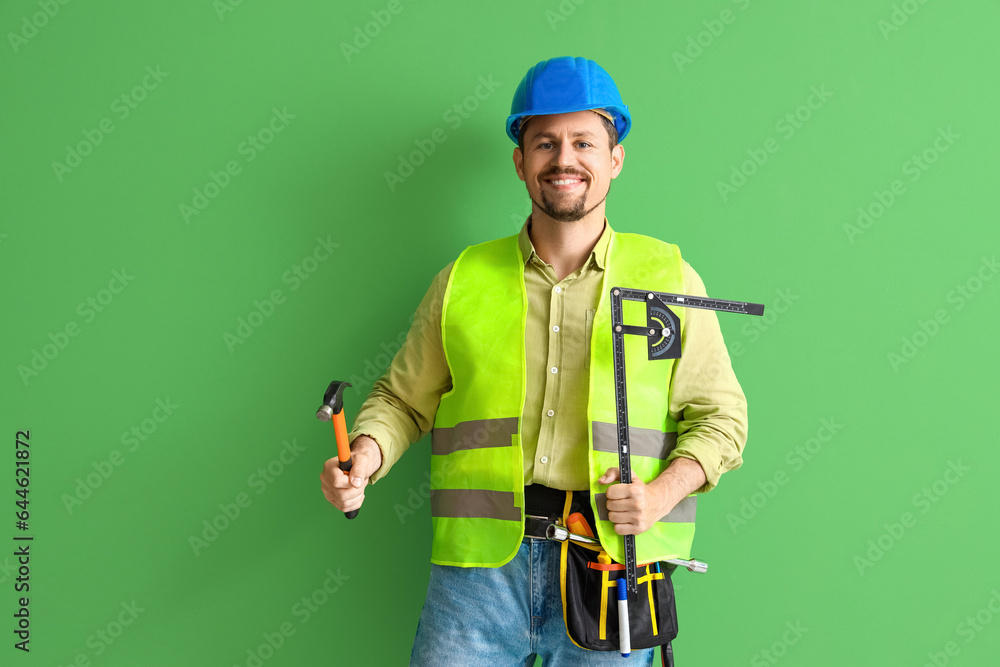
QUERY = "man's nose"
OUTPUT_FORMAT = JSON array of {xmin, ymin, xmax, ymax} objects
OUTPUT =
[{"xmin": 553, "ymin": 141, "xmax": 576, "ymax": 167}]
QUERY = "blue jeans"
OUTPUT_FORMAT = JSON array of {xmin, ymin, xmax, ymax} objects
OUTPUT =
[{"xmin": 410, "ymin": 537, "xmax": 656, "ymax": 666}]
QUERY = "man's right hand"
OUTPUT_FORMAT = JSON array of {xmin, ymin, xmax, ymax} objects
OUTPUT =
[{"xmin": 320, "ymin": 435, "xmax": 383, "ymax": 513}]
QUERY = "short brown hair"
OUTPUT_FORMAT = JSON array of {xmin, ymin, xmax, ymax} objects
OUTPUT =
[{"xmin": 517, "ymin": 113, "xmax": 619, "ymax": 153}]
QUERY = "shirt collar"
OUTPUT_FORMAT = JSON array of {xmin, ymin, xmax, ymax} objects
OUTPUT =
[{"xmin": 517, "ymin": 215, "xmax": 612, "ymax": 271}]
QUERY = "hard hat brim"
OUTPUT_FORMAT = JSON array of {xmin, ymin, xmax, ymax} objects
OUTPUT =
[{"xmin": 507, "ymin": 104, "xmax": 631, "ymax": 145}]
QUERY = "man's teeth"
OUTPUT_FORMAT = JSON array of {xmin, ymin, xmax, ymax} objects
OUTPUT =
[{"xmin": 551, "ymin": 179, "xmax": 581, "ymax": 185}]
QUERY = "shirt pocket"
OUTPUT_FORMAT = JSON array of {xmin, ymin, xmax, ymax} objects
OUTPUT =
[{"xmin": 584, "ymin": 309, "xmax": 595, "ymax": 369}]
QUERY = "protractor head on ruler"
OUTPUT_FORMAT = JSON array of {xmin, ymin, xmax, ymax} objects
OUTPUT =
[{"xmin": 646, "ymin": 296, "xmax": 681, "ymax": 360}]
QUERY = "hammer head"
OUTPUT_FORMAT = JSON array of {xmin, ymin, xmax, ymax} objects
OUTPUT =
[{"xmin": 316, "ymin": 380, "xmax": 352, "ymax": 421}]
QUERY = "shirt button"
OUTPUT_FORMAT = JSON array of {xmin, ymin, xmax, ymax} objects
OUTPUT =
[
  {"xmin": 552, "ymin": 325, "xmax": 560, "ymax": 333},
  {"xmin": 547, "ymin": 409, "xmax": 555, "ymax": 417},
  {"xmin": 540, "ymin": 456, "xmax": 548, "ymax": 464},
  {"xmin": 550, "ymin": 367, "xmax": 558, "ymax": 374},
  {"xmin": 554, "ymin": 286, "xmax": 562, "ymax": 294}
]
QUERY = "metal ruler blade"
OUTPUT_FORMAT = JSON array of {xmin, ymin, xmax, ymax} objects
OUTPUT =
[
  {"xmin": 615, "ymin": 287, "xmax": 765, "ymax": 316},
  {"xmin": 609, "ymin": 288, "xmax": 638, "ymax": 593}
]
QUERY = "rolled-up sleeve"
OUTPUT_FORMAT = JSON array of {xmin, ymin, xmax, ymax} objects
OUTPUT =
[
  {"xmin": 665, "ymin": 261, "xmax": 748, "ymax": 492},
  {"xmin": 348, "ymin": 262, "xmax": 454, "ymax": 484}
]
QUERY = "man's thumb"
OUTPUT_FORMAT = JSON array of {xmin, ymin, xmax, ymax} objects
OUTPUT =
[
  {"xmin": 349, "ymin": 451, "xmax": 376, "ymax": 488},
  {"xmin": 598, "ymin": 467, "xmax": 621, "ymax": 485}
]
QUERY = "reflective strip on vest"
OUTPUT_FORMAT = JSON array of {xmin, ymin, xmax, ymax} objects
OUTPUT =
[
  {"xmin": 592, "ymin": 421, "xmax": 677, "ymax": 460},
  {"xmin": 594, "ymin": 494, "xmax": 697, "ymax": 524},
  {"xmin": 432, "ymin": 418, "xmax": 519, "ymax": 455},
  {"xmin": 430, "ymin": 489, "xmax": 521, "ymax": 521}
]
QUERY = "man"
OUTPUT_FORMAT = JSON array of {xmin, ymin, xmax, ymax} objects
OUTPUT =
[{"xmin": 320, "ymin": 57, "xmax": 748, "ymax": 666}]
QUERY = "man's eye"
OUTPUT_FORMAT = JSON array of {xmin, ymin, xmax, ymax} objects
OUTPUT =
[
  {"xmin": 538, "ymin": 142, "xmax": 553, "ymax": 149},
  {"xmin": 578, "ymin": 142, "xmax": 592, "ymax": 148}
]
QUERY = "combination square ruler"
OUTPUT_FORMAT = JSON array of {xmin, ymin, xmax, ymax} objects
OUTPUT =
[{"xmin": 609, "ymin": 287, "xmax": 765, "ymax": 593}]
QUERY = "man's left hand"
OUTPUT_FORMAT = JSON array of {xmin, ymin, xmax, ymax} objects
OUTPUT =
[{"xmin": 598, "ymin": 467, "xmax": 668, "ymax": 535}]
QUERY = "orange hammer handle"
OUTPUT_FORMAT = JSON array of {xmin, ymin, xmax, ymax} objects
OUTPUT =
[
  {"xmin": 331, "ymin": 411, "xmax": 359, "ymax": 520},
  {"xmin": 333, "ymin": 411, "xmax": 351, "ymax": 465}
]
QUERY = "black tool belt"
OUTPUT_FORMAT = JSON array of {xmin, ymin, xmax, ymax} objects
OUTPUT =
[{"xmin": 523, "ymin": 484, "xmax": 678, "ymax": 663}]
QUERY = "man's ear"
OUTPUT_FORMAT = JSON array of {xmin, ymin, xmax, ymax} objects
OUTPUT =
[
  {"xmin": 610, "ymin": 143, "xmax": 625, "ymax": 179},
  {"xmin": 513, "ymin": 146, "xmax": 526, "ymax": 182}
]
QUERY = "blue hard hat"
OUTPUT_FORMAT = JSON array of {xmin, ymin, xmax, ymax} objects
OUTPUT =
[{"xmin": 506, "ymin": 56, "xmax": 631, "ymax": 145}]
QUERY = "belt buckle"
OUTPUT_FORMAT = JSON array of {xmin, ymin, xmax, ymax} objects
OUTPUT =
[{"xmin": 525, "ymin": 514, "xmax": 559, "ymax": 540}]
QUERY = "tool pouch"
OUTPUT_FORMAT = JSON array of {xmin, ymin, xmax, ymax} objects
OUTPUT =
[{"xmin": 558, "ymin": 491, "xmax": 678, "ymax": 652}]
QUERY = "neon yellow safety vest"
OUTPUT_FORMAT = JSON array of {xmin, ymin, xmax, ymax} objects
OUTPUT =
[{"xmin": 430, "ymin": 230, "xmax": 696, "ymax": 567}]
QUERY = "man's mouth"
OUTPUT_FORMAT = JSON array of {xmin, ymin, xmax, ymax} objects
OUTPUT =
[{"xmin": 544, "ymin": 176, "xmax": 586, "ymax": 191}]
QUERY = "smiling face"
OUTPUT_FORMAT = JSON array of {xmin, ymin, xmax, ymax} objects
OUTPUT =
[{"xmin": 513, "ymin": 110, "xmax": 625, "ymax": 223}]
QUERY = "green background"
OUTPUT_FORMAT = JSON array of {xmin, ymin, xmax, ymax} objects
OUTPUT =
[{"xmin": 3, "ymin": 0, "xmax": 999, "ymax": 665}]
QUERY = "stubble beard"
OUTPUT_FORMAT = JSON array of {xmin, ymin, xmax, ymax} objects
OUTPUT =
[{"xmin": 532, "ymin": 184, "xmax": 608, "ymax": 223}]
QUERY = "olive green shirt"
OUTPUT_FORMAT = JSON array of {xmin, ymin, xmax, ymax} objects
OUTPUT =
[{"xmin": 349, "ymin": 217, "xmax": 747, "ymax": 493}]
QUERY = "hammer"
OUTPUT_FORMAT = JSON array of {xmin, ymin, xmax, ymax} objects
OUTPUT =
[{"xmin": 316, "ymin": 380, "xmax": 359, "ymax": 520}]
